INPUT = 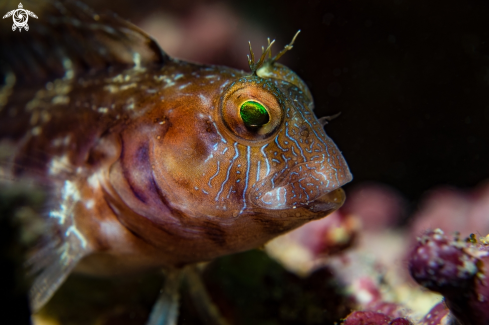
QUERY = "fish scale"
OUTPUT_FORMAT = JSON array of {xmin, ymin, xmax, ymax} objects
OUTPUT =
[{"xmin": 0, "ymin": 0, "xmax": 353, "ymax": 322}]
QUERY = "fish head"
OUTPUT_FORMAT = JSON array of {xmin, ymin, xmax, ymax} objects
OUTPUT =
[
  {"xmin": 104, "ymin": 37, "xmax": 353, "ymax": 262},
  {"xmin": 144, "ymin": 62, "xmax": 352, "ymax": 224},
  {"xmin": 217, "ymin": 71, "xmax": 352, "ymax": 214}
]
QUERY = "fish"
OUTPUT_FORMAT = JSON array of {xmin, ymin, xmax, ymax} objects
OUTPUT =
[{"xmin": 0, "ymin": 0, "xmax": 352, "ymax": 316}]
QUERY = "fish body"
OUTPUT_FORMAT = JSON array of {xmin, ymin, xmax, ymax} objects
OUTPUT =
[{"xmin": 0, "ymin": 0, "xmax": 352, "ymax": 312}]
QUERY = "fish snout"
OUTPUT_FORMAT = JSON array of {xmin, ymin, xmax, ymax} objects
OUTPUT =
[{"xmin": 252, "ymin": 160, "xmax": 352, "ymax": 210}]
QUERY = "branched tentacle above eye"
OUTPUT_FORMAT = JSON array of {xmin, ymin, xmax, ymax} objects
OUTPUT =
[
  {"xmin": 247, "ymin": 39, "xmax": 275, "ymax": 75},
  {"xmin": 247, "ymin": 30, "xmax": 301, "ymax": 76},
  {"xmin": 271, "ymin": 30, "xmax": 301, "ymax": 63}
]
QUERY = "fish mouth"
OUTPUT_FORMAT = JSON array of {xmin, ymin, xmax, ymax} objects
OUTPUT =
[
  {"xmin": 304, "ymin": 187, "xmax": 346, "ymax": 214},
  {"xmin": 250, "ymin": 160, "xmax": 352, "ymax": 210}
]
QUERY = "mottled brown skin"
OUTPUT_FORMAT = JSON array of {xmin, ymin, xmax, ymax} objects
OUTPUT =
[{"xmin": 0, "ymin": 0, "xmax": 352, "ymax": 311}]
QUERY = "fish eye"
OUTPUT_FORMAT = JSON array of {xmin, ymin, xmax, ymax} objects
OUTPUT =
[
  {"xmin": 239, "ymin": 100, "xmax": 270, "ymax": 127},
  {"xmin": 219, "ymin": 77, "xmax": 284, "ymax": 143}
]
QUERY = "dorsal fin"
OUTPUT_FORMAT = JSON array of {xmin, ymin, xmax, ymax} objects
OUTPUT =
[{"xmin": 0, "ymin": 0, "xmax": 170, "ymax": 85}]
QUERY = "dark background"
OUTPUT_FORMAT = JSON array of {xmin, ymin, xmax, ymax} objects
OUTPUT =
[{"xmin": 85, "ymin": 0, "xmax": 489, "ymax": 204}]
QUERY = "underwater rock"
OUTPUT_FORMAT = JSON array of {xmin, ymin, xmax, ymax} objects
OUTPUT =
[
  {"xmin": 418, "ymin": 302, "xmax": 451, "ymax": 325},
  {"xmin": 409, "ymin": 229, "xmax": 489, "ymax": 325},
  {"xmin": 409, "ymin": 229, "xmax": 479, "ymax": 294},
  {"xmin": 342, "ymin": 310, "xmax": 412, "ymax": 325}
]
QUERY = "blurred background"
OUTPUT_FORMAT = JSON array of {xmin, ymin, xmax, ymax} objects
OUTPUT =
[{"xmin": 79, "ymin": 0, "xmax": 489, "ymax": 215}]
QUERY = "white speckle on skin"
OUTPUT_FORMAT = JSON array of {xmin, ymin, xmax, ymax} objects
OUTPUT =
[
  {"xmin": 26, "ymin": 75, "xmax": 73, "ymax": 111},
  {"xmin": 99, "ymin": 219, "xmax": 126, "ymax": 242},
  {"xmin": 220, "ymin": 80, "xmax": 231, "ymax": 89},
  {"xmin": 154, "ymin": 75, "xmax": 176, "ymax": 88},
  {"xmin": 104, "ymin": 85, "xmax": 119, "ymax": 93},
  {"xmin": 121, "ymin": 83, "xmax": 137, "ymax": 91},
  {"xmin": 49, "ymin": 180, "xmax": 81, "ymax": 225},
  {"xmin": 66, "ymin": 225, "xmax": 87, "ymax": 249},
  {"xmin": 52, "ymin": 95, "xmax": 70, "ymax": 105},
  {"xmin": 104, "ymin": 82, "xmax": 137, "ymax": 93},
  {"xmin": 63, "ymin": 180, "xmax": 81, "ymax": 202},
  {"xmin": 198, "ymin": 94, "xmax": 210, "ymax": 106},
  {"xmin": 133, "ymin": 52, "xmax": 142, "ymax": 71},
  {"xmin": 85, "ymin": 199, "xmax": 95, "ymax": 209},
  {"xmin": 87, "ymin": 174, "xmax": 100, "ymax": 189},
  {"xmin": 112, "ymin": 74, "xmax": 124, "ymax": 83},
  {"xmin": 49, "ymin": 154, "xmax": 71, "ymax": 175}
]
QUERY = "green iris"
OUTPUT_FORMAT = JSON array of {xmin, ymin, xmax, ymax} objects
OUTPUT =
[{"xmin": 239, "ymin": 100, "xmax": 270, "ymax": 127}]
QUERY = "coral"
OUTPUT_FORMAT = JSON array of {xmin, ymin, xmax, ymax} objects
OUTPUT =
[
  {"xmin": 409, "ymin": 229, "xmax": 489, "ymax": 325},
  {"xmin": 343, "ymin": 311, "xmax": 412, "ymax": 325},
  {"xmin": 410, "ymin": 182, "xmax": 489, "ymax": 239},
  {"xmin": 265, "ymin": 209, "xmax": 359, "ymax": 275},
  {"xmin": 288, "ymin": 209, "xmax": 359, "ymax": 257},
  {"xmin": 418, "ymin": 303, "xmax": 451, "ymax": 325},
  {"xmin": 409, "ymin": 229, "xmax": 479, "ymax": 294}
]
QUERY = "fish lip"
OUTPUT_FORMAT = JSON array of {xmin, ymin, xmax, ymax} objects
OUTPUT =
[
  {"xmin": 303, "ymin": 187, "xmax": 346, "ymax": 214},
  {"xmin": 250, "ymin": 161, "xmax": 352, "ymax": 209}
]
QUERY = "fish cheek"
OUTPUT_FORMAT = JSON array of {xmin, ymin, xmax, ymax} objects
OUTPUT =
[{"xmin": 152, "ymin": 115, "xmax": 221, "ymax": 197}]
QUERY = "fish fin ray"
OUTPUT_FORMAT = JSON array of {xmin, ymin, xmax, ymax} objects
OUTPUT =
[
  {"xmin": 27, "ymin": 225, "xmax": 89, "ymax": 311},
  {"xmin": 28, "ymin": 243, "xmax": 84, "ymax": 311},
  {"xmin": 25, "ymin": 176, "xmax": 91, "ymax": 311}
]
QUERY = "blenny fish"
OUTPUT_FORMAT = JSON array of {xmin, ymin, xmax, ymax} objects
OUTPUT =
[{"xmin": 0, "ymin": 0, "xmax": 352, "ymax": 318}]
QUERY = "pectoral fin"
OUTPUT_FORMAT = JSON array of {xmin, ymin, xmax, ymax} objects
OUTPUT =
[
  {"xmin": 27, "ymin": 235, "xmax": 88, "ymax": 311},
  {"xmin": 26, "ymin": 178, "xmax": 92, "ymax": 312}
]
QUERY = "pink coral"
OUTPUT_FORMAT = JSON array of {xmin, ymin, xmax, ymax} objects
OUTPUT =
[
  {"xmin": 409, "ymin": 229, "xmax": 489, "ymax": 325},
  {"xmin": 291, "ymin": 209, "xmax": 358, "ymax": 257},
  {"xmin": 343, "ymin": 311, "xmax": 412, "ymax": 325},
  {"xmin": 411, "ymin": 182, "xmax": 489, "ymax": 239}
]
